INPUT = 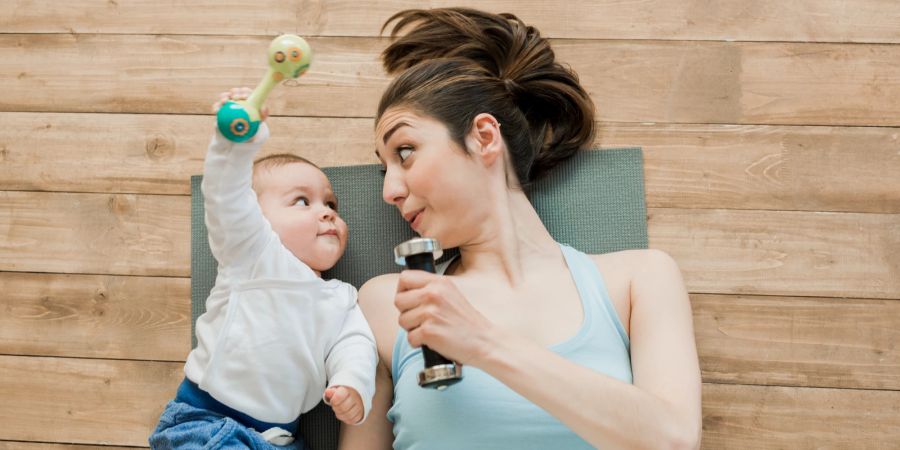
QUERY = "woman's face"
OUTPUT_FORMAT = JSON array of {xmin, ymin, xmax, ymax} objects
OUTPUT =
[{"xmin": 374, "ymin": 107, "xmax": 493, "ymax": 248}]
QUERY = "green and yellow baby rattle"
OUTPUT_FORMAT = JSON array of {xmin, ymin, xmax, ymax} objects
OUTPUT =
[{"xmin": 216, "ymin": 34, "xmax": 312, "ymax": 142}]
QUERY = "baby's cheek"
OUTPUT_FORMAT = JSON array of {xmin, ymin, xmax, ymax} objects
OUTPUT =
[{"xmin": 283, "ymin": 220, "xmax": 316, "ymax": 250}]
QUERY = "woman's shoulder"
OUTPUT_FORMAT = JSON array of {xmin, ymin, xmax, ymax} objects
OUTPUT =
[
  {"xmin": 359, "ymin": 274, "xmax": 402, "ymax": 364},
  {"xmin": 588, "ymin": 248, "xmax": 682, "ymax": 289},
  {"xmin": 590, "ymin": 248, "xmax": 686, "ymax": 309},
  {"xmin": 359, "ymin": 273, "xmax": 401, "ymax": 323},
  {"xmin": 589, "ymin": 248, "xmax": 680, "ymax": 275},
  {"xmin": 587, "ymin": 249, "xmax": 683, "ymax": 324}
]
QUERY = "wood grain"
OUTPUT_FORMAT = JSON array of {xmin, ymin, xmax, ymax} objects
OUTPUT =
[
  {"xmin": 0, "ymin": 272, "xmax": 190, "ymax": 361},
  {"xmin": 3, "ymin": 113, "xmax": 898, "ymax": 214},
  {"xmin": 3, "ymin": 35, "xmax": 900, "ymax": 126},
  {"xmin": 0, "ymin": 191, "xmax": 189, "ymax": 277},
  {"xmin": 0, "ymin": 113, "xmax": 376, "ymax": 195},
  {"xmin": 0, "ymin": 355, "xmax": 182, "ymax": 447},
  {"xmin": 3, "ymin": 191, "xmax": 897, "ymax": 298},
  {"xmin": 3, "ymin": 354, "xmax": 898, "ymax": 448},
  {"xmin": 604, "ymin": 123, "xmax": 900, "ymax": 215},
  {"xmin": 0, "ymin": 442, "xmax": 136, "ymax": 450},
  {"xmin": 650, "ymin": 208, "xmax": 900, "ymax": 299},
  {"xmin": 3, "ymin": 3, "xmax": 900, "ymax": 448},
  {"xmin": 694, "ymin": 294, "xmax": 900, "ymax": 391},
  {"xmin": 3, "ymin": 273, "xmax": 898, "ymax": 393},
  {"xmin": 701, "ymin": 383, "xmax": 900, "ymax": 449},
  {"xmin": 3, "ymin": 0, "xmax": 899, "ymax": 44}
]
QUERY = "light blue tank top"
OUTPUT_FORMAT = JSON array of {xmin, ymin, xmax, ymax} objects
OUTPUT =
[{"xmin": 388, "ymin": 243, "xmax": 632, "ymax": 449}]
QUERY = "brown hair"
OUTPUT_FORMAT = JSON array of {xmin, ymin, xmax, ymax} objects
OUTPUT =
[{"xmin": 377, "ymin": 8, "xmax": 595, "ymax": 187}]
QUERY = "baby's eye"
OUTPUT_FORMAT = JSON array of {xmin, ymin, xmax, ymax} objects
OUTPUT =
[
  {"xmin": 326, "ymin": 201, "xmax": 338, "ymax": 211},
  {"xmin": 293, "ymin": 196, "xmax": 309, "ymax": 206},
  {"xmin": 397, "ymin": 146, "xmax": 414, "ymax": 162}
]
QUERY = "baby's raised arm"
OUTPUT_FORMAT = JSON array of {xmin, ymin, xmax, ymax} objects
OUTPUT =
[{"xmin": 202, "ymin": 88, "xmax": 272, "ymax": 269}]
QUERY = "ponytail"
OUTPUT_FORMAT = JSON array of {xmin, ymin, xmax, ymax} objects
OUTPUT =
[{"xmin": 378, "ymin": 8, "xmax": 595, "ymax": 186}]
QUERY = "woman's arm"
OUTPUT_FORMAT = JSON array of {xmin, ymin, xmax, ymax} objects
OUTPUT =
[
  {"xmin": 396, "ymin": 249, "xmax": 702, "ymax": 449},
  {"xmin": 337, "ymin": 360, "xmax": 394, "ymax": 449},
  {"xmin": 337, "ymin": 275, "xmax": 400, "ymax": 450}
]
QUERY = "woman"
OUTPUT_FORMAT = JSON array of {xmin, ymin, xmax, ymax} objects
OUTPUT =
[{"xmin": 341, "ymin": 8, "xmax": 701, "ymax": 449}]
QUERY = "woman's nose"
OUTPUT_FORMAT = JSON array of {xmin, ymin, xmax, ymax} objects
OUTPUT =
[{"xmin": 382, "ymin": 170, "xmax": 407, "ymax": 205}]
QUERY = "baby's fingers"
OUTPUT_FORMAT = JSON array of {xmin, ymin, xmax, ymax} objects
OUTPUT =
[
  {"xmin": 329, "ymin": 386, "xmax": 350, "ymax": 406},
  {"xmin": 230, "ymin": 86, "xmax": 253, "ymax": 100},
  {"xmin": 212, "ymin": 87, "xmax": 254, "ymax": 114}
]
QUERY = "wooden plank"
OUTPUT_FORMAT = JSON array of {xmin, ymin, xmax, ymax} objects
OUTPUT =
[
  {"xmin": 4, "ymin": 113, "xmax": 898, "ymax": 214},
  {"xmin": 0, "ymin": 355, "xmax": 181, "ymax": 447},
  {"xmin": 0, "ymin": 113, "xmax": 376, "ymax": 196},
  {"xmin": 0, "ymin": 191, "xmax": 189, "ymax": 277},
  {"xmin": 3, "ymin": 35, "xmax": 900, "ymax": 126},
  {"xmin": 649, "ymin": 208, "xmax": 900, "ymax": 299},
  {"xmin": 702, "ymin": 383, "xmax": 900, "ymax": 449},
  {"xmin": 3, "ymin": 354, "xmax": 898, "ymax": 447},
  {"xmin": 4, "ymin": 272, "xmax": 898, "ymax": 392},
  {"xmin": 2, "ymin": 0, "xmax": 899, "ymax": 44},
  {"xmin": 3, "ymin": 191, "xmax": 898, "ymax": 297},
  {"xmin": 604, "ymin": 123, "xmax": 900, "ymax": 215},
  {"xmin": 0, "ymin": 442, "xmax": 137, "ymax": 450},
  {"xmin": 0, "ymin": 272, "xmax": 190, "ymax": 362},
  {"xmin": 694, "ymin": 294, "xmax": 900, "ymax": 391}
]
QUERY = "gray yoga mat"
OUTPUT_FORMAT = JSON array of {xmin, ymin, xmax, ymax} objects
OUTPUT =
[{"xmin": 189, "ymin": 147, "xmax": 647, "ymax": 449}]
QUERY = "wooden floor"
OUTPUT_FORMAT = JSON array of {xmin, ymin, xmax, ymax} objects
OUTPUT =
[{"xmin": 2, "ymin": 1, "xmax": 899, "ymax": 448}]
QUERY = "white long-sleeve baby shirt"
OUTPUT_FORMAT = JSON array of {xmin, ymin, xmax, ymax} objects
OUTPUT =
[{"xmin": 184, "ymin": 123, "xmax": 378, "ymax": 425}]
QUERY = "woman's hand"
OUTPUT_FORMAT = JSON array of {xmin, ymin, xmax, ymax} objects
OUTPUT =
[
  {"xmin": 394, "ymin": 270, "xmax": 497, "ymax": 366},
  {"xmin": 210, "ymin": 86, "xmax": 270, "ymax": 121}
]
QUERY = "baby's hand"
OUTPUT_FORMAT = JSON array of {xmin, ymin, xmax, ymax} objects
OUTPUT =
[
  {"xmin": 211, "ymin": 87, "xmax": 270, "ymax": 121},
  {"xmin": 324, "ymin": 385, "xmax": 364, "ymax": 425}
]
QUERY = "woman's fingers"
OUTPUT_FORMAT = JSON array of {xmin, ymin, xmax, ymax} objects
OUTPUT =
[
  {"xmin": 396, "ymin": 269, "xmax": 440, "ymax": 293},
  {"xmin": 397, "ymin": 299, "xmax": 437, "ymax": 332}
]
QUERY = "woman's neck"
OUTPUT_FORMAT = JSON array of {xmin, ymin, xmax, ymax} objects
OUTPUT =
[{"xmin": 452, "ymin": 188, "xmax": 560, "ymax": 287}]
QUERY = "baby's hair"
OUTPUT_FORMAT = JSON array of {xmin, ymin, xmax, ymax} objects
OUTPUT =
[
  {"xmin": 254, "ymin": 153, "xmax": 319, "ymax": 170},
  {"xmin": 377, "ymin": 8, "xmax": 595, "ymax": 188},
  {"xmin": 252, "ymin": 153, "xmax": 320, "ymax": 193}
]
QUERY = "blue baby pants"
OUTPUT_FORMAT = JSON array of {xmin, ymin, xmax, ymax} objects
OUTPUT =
[{"xmin": 149, "ymin": 400, "xmax": 309, "ymax": 450}]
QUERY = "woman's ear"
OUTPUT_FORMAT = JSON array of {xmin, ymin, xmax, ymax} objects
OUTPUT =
[{"xmin": 468, "ymin": 113, "xmax": 504, "ymax": 167}]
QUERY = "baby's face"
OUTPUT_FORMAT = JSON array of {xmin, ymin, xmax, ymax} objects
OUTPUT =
[{"xmin": 255, "ymin": 162, "xmax": 348, "ymax": 274}]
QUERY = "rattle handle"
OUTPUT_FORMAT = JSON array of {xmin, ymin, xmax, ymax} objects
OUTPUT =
[{"xmin": 246, "ymin": 68, "xmax": 278, "ymax": 113}]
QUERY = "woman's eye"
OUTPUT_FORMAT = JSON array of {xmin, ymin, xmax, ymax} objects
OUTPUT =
[
  {"xmin": 397, "ymin": 147, "xmax": 414, "ymax": 162},
  {"xmin": 293, "ymin": 197, "xmax": 309, "ymax": 206}
]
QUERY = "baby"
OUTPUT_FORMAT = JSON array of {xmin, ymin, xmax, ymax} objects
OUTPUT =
[{"xmin": 149, "ymin": 88, "xmax": 377, "ymax": 449}]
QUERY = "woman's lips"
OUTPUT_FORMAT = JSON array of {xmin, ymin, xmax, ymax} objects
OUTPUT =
[{"xmin": 411, "ymin": 210, "xmax": 423, "ymax": 231}]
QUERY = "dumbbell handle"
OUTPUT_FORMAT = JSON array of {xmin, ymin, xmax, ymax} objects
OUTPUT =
[
  {"xmin": 394, "ymin": 238, "xmax": 463, "ymax": 390},
  {"xmin": 402, "ymin": 252, "xmax": 455, "ymax": 369}
]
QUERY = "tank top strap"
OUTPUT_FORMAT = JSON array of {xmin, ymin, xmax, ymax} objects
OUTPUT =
[
  {"xmin": 558, "ymin": 243, "xmax": 631, "ymax": 350},
  {"xmin": 391, "ymin": 244, "xmax": 631, "ymax": 383}
]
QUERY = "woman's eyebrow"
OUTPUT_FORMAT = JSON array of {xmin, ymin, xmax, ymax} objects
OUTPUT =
[{"xmin": 382, "ymin": 121, "xmax": 411, "ymax": 144}]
